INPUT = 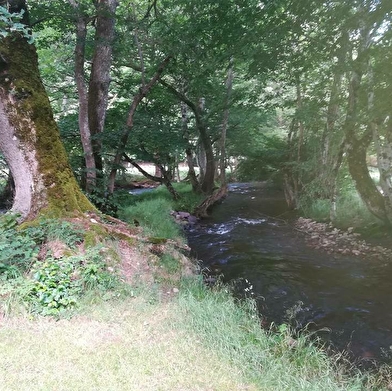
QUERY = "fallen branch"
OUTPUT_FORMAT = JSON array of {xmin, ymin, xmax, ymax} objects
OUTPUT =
[{"xmin": 193, "ymin": 185, "xmax": 228, "ymax": 218}]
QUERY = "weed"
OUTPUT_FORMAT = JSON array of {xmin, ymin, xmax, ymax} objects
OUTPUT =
[{"xmin": 8, "ymin": 246, "xmax": 122, "ymax": 316}]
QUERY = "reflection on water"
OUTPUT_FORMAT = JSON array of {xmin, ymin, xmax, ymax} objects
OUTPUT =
[{"xmin": 187, "ymin": 182, "xmax": 392, "ymax": 363}]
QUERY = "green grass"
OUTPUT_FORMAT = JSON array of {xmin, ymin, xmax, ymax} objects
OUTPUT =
[
  {"xmin": 120, "ymin": 197, "xmax": 181, "ymax": 239},
  {"xmin": 1, "ymin": 278, "xmax": 385, "ymax": 391},
  {"xmin": 124, "ymin": 182, "xmax": 204, "ymax": 211},
  {"xmin": 119, "ymin": 183, "xmax": 204, "ymax": 239},
  {"xmin": 300, "ymin": 191, "xmax": 382, "ymax": 230}
]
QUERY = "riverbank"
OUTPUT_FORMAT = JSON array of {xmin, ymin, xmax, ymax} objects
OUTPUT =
[
  {"xmin": 0, "ymin": 183, "xmax": 389, "ymax": 390},
  {"xmin": 1, "ymin": 278, "xmax": 379, "ymax": 391}
]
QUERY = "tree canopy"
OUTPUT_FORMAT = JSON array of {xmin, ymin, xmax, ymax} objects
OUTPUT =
[{"xmin": 0, "ymin": 0, "xmax": 391, "ymax": 225}]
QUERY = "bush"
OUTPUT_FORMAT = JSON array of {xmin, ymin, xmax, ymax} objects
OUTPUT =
[
  {"xmin": 0, "ymin": 214, "xmax": 39, "ymax": 279},
  {"xmin": 27, "ymin": 247, "xmax": 120, "ymax": 316}
]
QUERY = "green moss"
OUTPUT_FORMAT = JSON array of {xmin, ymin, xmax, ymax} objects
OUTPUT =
[
  {"xmin": 83, "ymin": 224, "xmax": 108, "ymax": 248},
  {"xmin": 0, "ymin": 34, "xmax": 95, "ymax": 220},
  {"xmin": 148, "ymin": 237, "xmax": 168, "ymax": 244},
  {"xmin": 84, "ymin": 230, "xmax": 98, "ymax": 248}
]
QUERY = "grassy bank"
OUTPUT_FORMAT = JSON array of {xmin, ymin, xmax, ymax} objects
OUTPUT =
[
  {"xmin": 0, "ymin": 184, "xmax": 388, "ymax": 390},
  {"xmin": 0, "ymin": 279, "xmax": 380, "ymax": 391}
]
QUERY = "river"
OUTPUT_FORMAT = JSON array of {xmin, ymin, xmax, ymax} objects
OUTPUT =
[{"xmin": 186, "ymin": 182, "xmax": 392, "ymax": 365}]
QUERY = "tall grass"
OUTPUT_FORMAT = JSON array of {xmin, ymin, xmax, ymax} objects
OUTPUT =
[
  {"xmin": 119, "ymin": 183, "xmax": 204, "ymax": 239},
  {"xmin": 177, "ymin": 277, "xmax": 368, "ymax": 391},
  {"xmin": 124, "ymin": 182, "xmax": 204, "ymax": 211}
]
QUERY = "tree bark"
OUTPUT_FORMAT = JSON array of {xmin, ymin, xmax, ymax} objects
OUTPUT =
[
  {"xmin": 69, "ymin": 1, "xmax": 96, "ymax": 192},
  {"xmin": 346, "ymin": 132, "xmax": 388, "ymax": 224},
  {"xmin": 0, "ymin": 21, "xmax": 93, "ymax": 220},
  {"xmin": 107, "ymin": 56, "xmax": 171, "ymax": 194},
  {"xmin": 342, "ymin": 25, "xmax": 390, "ymax": 225},
  {"xmin": 180, "ymin": 101, "xmax": 200, "ymax": 192},
  {"xmin": 160, "ymin": 80, "xmax": 215, "ymax": 194},
  {"xmin": 88, "ymin": 0, "xmax": 118, "ymax": 177},
  {"xmin": 219, "ymin": 57, "xmax": 234, "ymax": 185}
]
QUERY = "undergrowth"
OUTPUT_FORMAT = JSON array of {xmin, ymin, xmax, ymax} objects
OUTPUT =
[
  {"xmin": 0, "ymin": 214, "xmax": 122, "ymax": 316},
  {"xmin": 300, "ymin": 191, "xmax": 381, "ymax": 230}
]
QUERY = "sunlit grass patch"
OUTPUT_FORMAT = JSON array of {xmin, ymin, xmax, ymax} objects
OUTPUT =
[
  {"xmin": 120, "ymin": 197, "xmax": 181, "ymax": 239},
  {"xmin": 0, "ymin": 296, "xmax": 258, "ymax": 391}
]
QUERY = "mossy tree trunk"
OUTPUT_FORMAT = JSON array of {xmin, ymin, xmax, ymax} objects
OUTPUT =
[{"xmin": 0, "ymin": 11, "xmax": 94, "ymax": 220}]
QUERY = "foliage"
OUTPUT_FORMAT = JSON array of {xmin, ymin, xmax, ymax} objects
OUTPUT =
[
  {"xmin": 28, "ymin": 246, "xmax": 119, "ymax": 316},
  {"xmin": 0, "ymin": 214, "xmax": 120, "ymax": 315},
  {"xmin": 299, "ymin": 167, "xmax": 382, "ymax": 229},
  {"xmin": 29, "ymin": 257, "xmax": 79, "ymax": 315},
  {"xmin": 27, "ymin": 218, "xmax": 84, "ymax": 247},
  {"xmin": 0, "ymin": 6, "xmax": 32, "ymax": 42},
  {"xmin": 234, "ymin": 134, "xmax": 288, "ymax": 182},
  {"xmin": 0, "ymin": 214, "xmax": 39, "ymax": 279}
]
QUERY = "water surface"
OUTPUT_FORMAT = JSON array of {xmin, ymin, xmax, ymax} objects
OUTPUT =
[{"xmin": 187, "ymin": 183, "xmax": 392, "ymax": 363}]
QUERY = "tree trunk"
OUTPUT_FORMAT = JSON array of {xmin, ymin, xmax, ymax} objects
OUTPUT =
[
  {"xmin": 196, "ymin": 139, "xmax": 206, "ymax": 183},
  {"xmin": 373, "ymin": 118, "xmax": 392, "ymax": 215},
  {"xmin": 180, "ymin": 101, "xmax": 201, "ymax": 192},
  {"xmin": 329, "ymin": 137, "xmax": 345, "ymax": 222},
  {"xmin": 219, "ymin": 57, "xmax": 234, "ymax": 185},
  {"xmin": 0, "ymin": 22, "xmax": 93, "ymax": 220},
  {"xmin": 69, "ymin": 1, "xmax": 96, "ymax": 192},
  {"xmin": 185, "ymin": 147, "xmax": 201, "ymax": 193},
  {"xmin": 282, "ymin": 117, "xmax": 300, "ymax": 209},
  {"xmin": 88, "ymin": 0, "xmax": 118, "ymax": 178},
  {"xmin": 342, "ymin": 29, "xmax": 390, "ymax": 225},
  {"xmin": 193, "ymin": 185, "xmax": 227, "ymax": 218},
  {"xmin": 346, "ymin": 133, "xmax": 388, "ymax": 224},
  {"xmin": 160, "ymin": 80, "xmax": 215, "ymax": 194},
  {"xmin": 321, "ymin": 32, "xmax": 347, "ymax": 167},
  {"xmin": 107, "ymin": 56, "xmax": 171, "ymax": 194},
  {"xmin": 196, "ymin": 98, "xmax": 215, "ymax": 194},
  {"xmin": 198, "ymin": 123, "xmax": 215, "ymax": 194}
]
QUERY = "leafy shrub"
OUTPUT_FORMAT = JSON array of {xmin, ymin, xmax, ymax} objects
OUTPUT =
[
  {"xmin": 28, "ymin": 247, "xmax": 120, "ymax": 315},
  {"xmin": 0, "ymin": 214, "xmax": 39, "ymax": 279},
  {"xmin": 25, "ymin": 219, "xmax": 84, "ymax": 247},
  {"xmin": 30, "ymin": 257, "xmax": 80, "ymax": 315}
]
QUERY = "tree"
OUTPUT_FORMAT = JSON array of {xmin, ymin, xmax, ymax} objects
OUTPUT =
[
  {"xmin": 68, "ymin": 0, "xmax": 118, "ymax": 192},
  {"xmin": 0, "ymin": 1, "xmax": 93, "ymax": 221}
]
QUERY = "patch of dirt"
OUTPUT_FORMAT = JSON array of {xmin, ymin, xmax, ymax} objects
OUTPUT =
[
  {"xmin": 38, "ymin": 239, "xmax": 70, "ymax": 260},
  {"xmin": 66, "ymin": 212, "xmax": 197, "ymax": 294},
  {"xmin": 295, "ymin": 217, "xmax": 392, "ymax": 260},
  {"xmin": 117, "ymin": 239, "xmax": 153, "ymax": 284}
]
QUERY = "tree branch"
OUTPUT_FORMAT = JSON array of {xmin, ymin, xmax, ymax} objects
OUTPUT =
[{"xmin": 123, "ymin": 153, "xmax": 163, "ymax": 183}]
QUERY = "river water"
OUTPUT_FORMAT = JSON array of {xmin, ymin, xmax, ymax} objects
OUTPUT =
[{"xmin": 186, "ymin": 182, "xmax": 392, "ymax": 364}]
